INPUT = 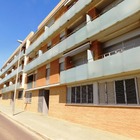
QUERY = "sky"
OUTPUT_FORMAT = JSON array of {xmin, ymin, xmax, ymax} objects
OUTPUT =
[{"xmin": 0, "ymin": 0, "xmax": 60, "ymax": 68}]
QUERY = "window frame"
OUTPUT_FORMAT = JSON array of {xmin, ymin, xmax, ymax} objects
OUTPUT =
[
  {"xmin": 66, "ymin": 77, "xmax": 140, "ymax": 107},
  {"xmin": 67, "ymin": 84, "xmax": 94, "ymax": 104},
  {"xmin": 25, "ymin": 93, "xmax": 32, "ymax": 104},
  {"xmin": 18, "ymin": 90, "xmax": 23, "ymax": 100}
]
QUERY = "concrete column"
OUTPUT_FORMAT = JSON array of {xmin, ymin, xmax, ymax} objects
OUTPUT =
[
  {"xmin": 94, "ymin": 82, "xmax": 99, "ymax": 105},
  {"xmin": 90, "ymin": 40, "xmax": 103, "ymax": 60},
  {"xmin": 86, "ymin": 14, "xmax": 92, "ymax": 23}
]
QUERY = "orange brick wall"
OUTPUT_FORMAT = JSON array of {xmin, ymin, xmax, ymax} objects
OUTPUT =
[
  {"xmin": 49, "ymin": 86, "xmax": 140, "ymax": 139},
  {"xmin": 50, "ymin": 59, "xmax": 60, "ymax": 84},
  {"xmin": 0, "ymin": 91, "xmax": 25, "ymax": 110},
  {"xmin": 41, "ymin": 43, "xmax": 47, "ymax": 53},
  {"xmin": 52, "ymin": 35, "xmax": 60, "ymax": 47},
  {"xmin": 0, "ymin": 92, "xmax": 11, "ymax": 106},
  {"xmin": 15, "ymin": 91, "xmax": 25, "ymax": 110},
  {"xmin": 36, "ymin": 65, "xmax": 46, "ymax": 87},
  {"xmin": 55, "ymin": 6, "xmax": 67, "ymax": 21},
  {"xmin": 90, "ymin": 40, "xmax": 103, "ymax": 60},
  {"xmin": 88, "ymin": 7, "xmax": 100, "ymax": 20}
]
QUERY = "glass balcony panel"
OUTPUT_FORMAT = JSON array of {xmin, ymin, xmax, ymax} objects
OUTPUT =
[
  {"xmin": 75, "ymin": 64, "xmax": 88, "ymax": 81},
  {"xmin": 26, "ymin": 33, "xmax": 44, "ymax": 55},
  {"xmin": 65, "ymin": 68, "xmax": 76, "ymax": 83},
  {"xmin": 25, "ymin": 0, "xmax": 140, "ymax": 73},
  {"xmin": 117, "ymin": 0, "xmax": 140, "ymax": 21},
  {"xmin": 0, "ymin": 51, "xmax": 24, "ymax": 76},
  {"xmin": 75, "ymin": 26, "xmax": 87, "ymax": 45},
  {"xmin": 75, "ymin": 0, "xmax": 92, "ymax": 14},
  {"xmin": 99, "ymin": 7, "xmax": 119, "ymax": 31},
  {"xmin": 49, "ymin": 20, "xmax": 61, "ymax": 37},
  {"xmin": 58, "ymin": 39, "xmax": 67, "ymax": 54},
  {"xmin": 38, "ymin": 52, "xmax": 49, "ymax": 65},
  {"xmin": 50, "ymin": 45, "xmax": 60, "ymax": 58},
  {"xmin": 66, "ymin": 33, "xmax": 76, "ymax": 50},
  {"xmin": 86, "ymin": 18, "xmax": 101, "ymax": 38},
  {"xmin": 2, "ymin": 84, "xmax": 15, "ymax": 93},
  {"xmin": 123, "ymin": 47, "xmax": 140, "ymax": 71},
  {"xmin": 60, "ymin": 71, "xmax": 66, "ymax": 84},
  {"xmin": 27, "ymin": 82, "xmax": 33, "ymax": 89},
  {"xmin": 60, "ymin": 46, "xmax": 140, "ymax": 84},
  {"xmin": 44, "ymin": 28, "xmax": 49, "ymax": 40},
  {"xmin": 24, "ymin": 58, "xmax": 38, "ymax": 73},
  {"xmin": 102, "ymin": 53, "xmax": 123, "ymax": 76},
  {"xmin": 88, "ymin": 60, "xmax": 103, "ymax": 79},
  {"xmin": 65, "ymin": 4, "xmax": 76, "ymax": 21},
  {"xmin": 59, "ymin": 13, "xmax": 67, "ymax": 27}
]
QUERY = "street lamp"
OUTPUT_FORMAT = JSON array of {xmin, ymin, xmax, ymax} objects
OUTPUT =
[{"xmin": 12, "ymin": 40, "xmax": 23, "ymax": 115}]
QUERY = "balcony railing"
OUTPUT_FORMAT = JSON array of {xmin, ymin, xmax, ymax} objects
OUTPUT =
[
  {"xmin": 0, "ymin": 66, "xmax": 23, "ymax": 84},
  {"xmin": 1, "ymin": 83, "xmax": 23, "ymax": 94},
  {"xmin": 24, "ymin": 0, "xmax": 140, "ymax": 73},
  {"xmin": 60, "ymin": 46, "xmax": 140, "ymax": 84},
  {"xmin": 0, "ymin": 51, "xmax": 24, "ymax": 76},
  {"xmin": 26, "ymin": 0, "xmax": 92, "ymax": 56},
  {"xmin": 27, "ymin": 81, "xmax": 36, "ymax": 89}
]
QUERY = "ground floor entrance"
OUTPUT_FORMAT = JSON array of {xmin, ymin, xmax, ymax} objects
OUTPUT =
[
  {"xmin": 10, "ymin": 92, "xmax": 14, "ymax": 106},
  {"xmin": 38, "ymin": 89, "xmax": 49, "ymax": 114}
]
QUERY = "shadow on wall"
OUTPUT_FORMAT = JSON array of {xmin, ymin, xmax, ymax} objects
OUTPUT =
[{"xmin": 50, "ymin": 86, "xmax": 66, "ymax": 103}]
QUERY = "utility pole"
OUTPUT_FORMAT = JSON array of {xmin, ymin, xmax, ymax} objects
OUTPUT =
[{"xmin": 12, "ymin": 40, "xmax": 23, "ymax": 115}]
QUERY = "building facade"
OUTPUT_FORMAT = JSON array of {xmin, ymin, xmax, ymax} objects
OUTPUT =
[{"xmin": 0, "ymin": 0, "xmax": 140, "ymax": 139}]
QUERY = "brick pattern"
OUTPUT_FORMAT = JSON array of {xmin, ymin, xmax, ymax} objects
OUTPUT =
[
  {"xmin": 41, "ymin": 43, "xmax": 47, "ymax": 53},
  {"xmin": 90, "ymin": 40, "xmax": 103, "ymax": 60},
  {"xmin": 88, "ymin": 7, "xmax": 100, "ymax": 20},
  {"xmin": 50, "ymin": 59, "xmax": 60, "ymax": 84},
  {"xmin": 55, "ymin": 6, "xmax": 67, "ymax": 21},
  {"xmin": 49, "ymin": 86, "xmax": 140, "ymax": 139},
  {"xmin": 52, "ymin": 34, "xmax": 60, "ymax": 47},
  {"xmin": 36, "ymin": 65, "xmax": 46, "ymax": 87}
]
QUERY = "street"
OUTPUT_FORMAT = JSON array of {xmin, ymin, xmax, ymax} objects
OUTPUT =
[{"xmin": 0, "ymin": 113, "xmax": 43, "ymax": 140}]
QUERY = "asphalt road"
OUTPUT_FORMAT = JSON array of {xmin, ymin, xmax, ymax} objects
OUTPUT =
[{"xmin": 0, "ymin": 113, "xmax": 43, "ymax": 140}]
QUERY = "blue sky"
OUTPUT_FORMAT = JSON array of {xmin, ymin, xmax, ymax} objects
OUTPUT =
[{"xmin": 0, "ymin": 0, "xmax": 60, "ymax": 68}]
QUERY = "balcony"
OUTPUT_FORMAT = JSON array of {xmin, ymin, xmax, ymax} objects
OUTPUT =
[
  {"xmin": 26, "ymin": 0, "xmax": 92, "ymax": 56},
  {"xmin": 27, "ymin": 81, "xmax": 36, "ymax": 89},
  {"xmin": 0, "ymin": 51, "xmax": 24, "ymax": 76},
  {"xmin": 60, "ymin": 46, "xmax": 140, "ymax": 84},
  {"xmin": 24, "ymin": 0, "xmax": 140, "ymax": 73},
  {"xmin": 0, "ymin": 66, "xmax": 23, "ymax": 84},
  {"xmin": 1, "ymin": 83, "xmax": 23, "ymax": 94}
]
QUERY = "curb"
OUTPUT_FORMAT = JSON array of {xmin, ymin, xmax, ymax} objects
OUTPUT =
[{"xmin": 0, "ymin": 111, "xmax": 52, "ymax": 140}]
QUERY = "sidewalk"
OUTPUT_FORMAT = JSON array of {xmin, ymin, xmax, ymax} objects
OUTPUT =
[{"xmin": 0, "ymin": 104, "xmax": 135, "ymax": 140}]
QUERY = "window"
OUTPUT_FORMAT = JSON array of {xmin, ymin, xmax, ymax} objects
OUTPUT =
[
  {"xmin": 27, "ymin": 74, "xmax": 35, "ymax": 89},
  {"xmin": 47, "ymin": 18, "xmax": 54, "ymax": 28},
  {"xmin": 47, "ymin": 41, "xmax": 52, "ymax": 50},
  {"xmin": 98, "ymin": 81, "xmax": 115, "ymax": 104},
  {"xmin": 60, "ymin": 31, "xmax": 66, "ymax": 41},
  {"xmin": 115, "ymin": 78, "xmax": 137, "ymax": 104},
  {"xmin": 18, "ymin": 91, "xmax": 23, "ymax": 99},
  {"xmin": 59, "ymin": 57, "xmax": 65, "ymax": 72},
  {"xmin": 25, "ymin": 93, "xmax": 32, "ymax": 103},
  {"xmin": 67, "ymin": 84, "xmax": 94, "ymax": 104},
  {"xmin": 59, "ymin": 62, "xmax": 65, "ymax": 72},
  {"xmin": 98, "ymin": 78, "xmax": 139, "ymax": 105},
  {"xmin": 2, "ymin": 93, "xmax": 8, "ymax": 100}
]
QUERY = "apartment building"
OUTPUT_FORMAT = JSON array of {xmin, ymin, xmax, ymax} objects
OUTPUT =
[
  {"xmin": 0, "ymin": 0, "xmax": 140, "ymax": 138},
  {"xmin": 0, "ymin": 32, "xmax": 33, "ymax": 108}
]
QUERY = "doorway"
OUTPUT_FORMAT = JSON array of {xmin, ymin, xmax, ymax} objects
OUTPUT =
[
  {"xmin": 10, "ymin": 92, "xmax": 14, "ymax": 106},
  {"xmin": 38, "ymin": 89, "xmax": 49, "ymax": 114}
]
